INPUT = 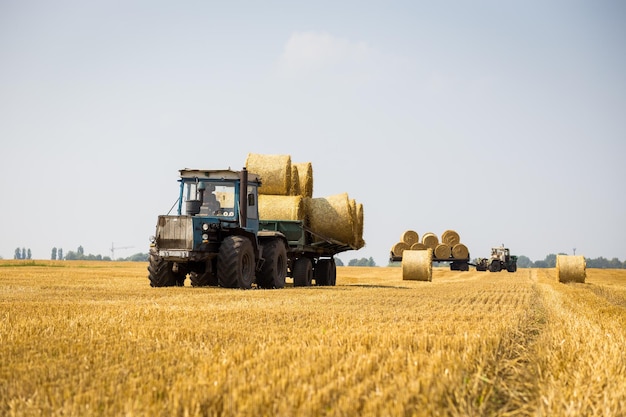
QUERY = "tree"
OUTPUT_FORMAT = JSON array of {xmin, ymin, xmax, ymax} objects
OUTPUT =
[
  {"xmin": 21, "ymin": 248, "xmax": 26, "ymax": 260},
  {"xmin": 14, "ymin": 247, "xmax": 21, "ymax": 259},
  {"xmin": 51, "ymin": 247, "xmax": 57, "ymax": 260},
  {"xmin": 58, "ymin": 248, "xmax": 63, "ymax": 260},
  {"xmin": 348, "ymin": 257, "xmax": 376, "ymax": 267},
  {"xmin": 27, "ymin": 249, "xmax": 32, "ymax": 260},
  {"xmin": 77, "ymin": 246, "xmax": 84, "ymax": 256},
  {"xmin": 516, "ymin": 255, "xmax": 532, "ymax": 268}
]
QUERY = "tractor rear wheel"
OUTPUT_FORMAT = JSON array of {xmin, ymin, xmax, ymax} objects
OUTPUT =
[
  {"xmin": 507, "ymin": 263, "xmax": 517, "ymax": 273},
  {"xmin": 293, "ymin": 257, "xmax": 313, "ymax": 287},
  {"xmin": 217, "ymin": 236, "xmax": 255, "ymax": 289},
  {"xmin": 148, "ymin": 254, "xmax": 183, "ymax": 287},
  {"xmin": 257, "ymin": 239, "xmax": 287, "ymax": 289}
]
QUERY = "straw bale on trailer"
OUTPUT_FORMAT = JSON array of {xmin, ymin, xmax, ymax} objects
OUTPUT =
[
  {"xmin": 421, "ymin": 232, "xmax": 439, "ymax": 250},
  {"xmin": 245, "ymin": 153, "xmax": 291, "ymax": 195},
  {"xmin": 307, "ymin": 193, "xmax": 355, "ymax": 246},
  {"xmin": 402, "ymin": 249, "xmax": 433, "ymax": 281},
  {"xmin": 441, "ymin": 230, "xmax": 460, "ymax": 246},
  {"xmin": 289, "ymin": 165, "xmax": 301, "ymax": 196},
  {"xmin": 292, "ymin": 162, "xmax": 314, "ymax": 198},
  {"xmin": 556, "ymin": 255, "xmax": 586, "ymax": 283},
  {"xmin": 451, "ymin": 243, "xmax": 469, "ymax": 259},
  {"xmin": 410, "ymin": 242, "xmax": 427, "ymax": 250},
  {"xmin": 258, "ymin": 195, "xmax": 304, "ymax": 221},
  {"xmin": 355, "ymin": 203, "xmax": 365, "ymax": 249},
  {"xmin": 401, "ymin": 230, "xmax": 419, "ymax": 246},
  {"xmin": 435, "ymin": 243, "xmax": 452, "ymax": 259},
  {"xmin": 391, "ymin": 242, "xmax": 410, "ymax": 257}
]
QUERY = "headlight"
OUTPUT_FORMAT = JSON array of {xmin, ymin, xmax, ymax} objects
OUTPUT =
[
  {"xmin": 202, "ymin": 233, "xmax": 209, "ymax": 240},
  {"xmin": 202, "ymin": 223, "xmax": 209, "ymax": 231}
]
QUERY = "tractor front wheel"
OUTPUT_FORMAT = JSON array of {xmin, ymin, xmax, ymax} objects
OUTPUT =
[{"xmin": 217, "ymin": 236, "xmax": 255, "ymax": 289}]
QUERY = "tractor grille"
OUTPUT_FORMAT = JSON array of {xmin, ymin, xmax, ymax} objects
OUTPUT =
[{"xmin": 156, "ymin": 216, "xmax": 193, "ymax": 250}]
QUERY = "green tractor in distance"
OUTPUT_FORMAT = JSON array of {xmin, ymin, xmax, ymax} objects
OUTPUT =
[{"xmin": 476, "ymin": 245, "xmax": 518, "ymax": 272}]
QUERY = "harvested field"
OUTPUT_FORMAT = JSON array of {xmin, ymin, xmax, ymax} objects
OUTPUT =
[{"xmin": 1, "ymin": 261, "xmax": 625, "ymax": 416}]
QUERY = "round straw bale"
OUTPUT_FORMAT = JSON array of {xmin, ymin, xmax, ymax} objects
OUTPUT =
[
  {"xmin": 451, "ymin": 243, "xmax": 469, "ymax": 259},
  {"xmin": 421, "ymin": 232, "xmax": 439, "ymax": 250},
  {"xmin": 410, "ymin": 242, "xmax": 427, "ymax": 250},
  {"xmin": 401, "ymin": 230, "xmax": 419, "ymax": 246},
  {"xmin": 391, "ymin": 241, "xmax": 410, "ymax": 257},
  {"xmin": 355, "ymin": 203, "xmax": 365, "ymax": 249},
  {"xmin": 434, "ymin": 243, "xmax": 452, "ymax": 259},
  {"xmin": 292, "ymin": 162, "xmax": 314, "ymax": 198},
  {"xmin": 441, "ymin": 230, "xmax": 461, "ymax": 246},
  {"xmin": 402, "ymin": 249, "xmax": 433, "ymax": 281},
  {"xmin": 258, "ymin": 195, "xmax": 304, "ymax": 220},
  {"xmin": 289, "ymin": 165, "xmax": 301, "ymax": 196},
  {"xmin": 245, "ymin": 153, "xmax": 291, "ymax": 195},
  {"xmin": 556, "ymin": 255, "xmax": 586, "ymax": 283},
  {"xmin": 307, "ymin": 193, "xmax": 355, "ymax": 245}
]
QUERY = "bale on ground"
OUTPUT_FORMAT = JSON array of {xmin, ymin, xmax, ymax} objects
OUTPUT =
[
  {"xmin": 441, "ymin": 230, "xmax": 461, "ymax": 246},
  {"xmin": 434, "ymin": 243, "xmax": 452, "ymax": 259},
  {"xmin": 402, "ymin": 249, "xmax": 433, "ymax": 281},
  {"xmin": 245, "ymin": 153, "xmax": 291, "ymax": 195},
  {"xmin": 421, "ymin": 232, "xmax": 439, "ymax": 250},
  {"xmin": 410, "ymin": 242, "xmax": 427, "ymax": 250},
  {"xmin": 258, "ymin": 195, "xmax": 304, "ymax": 220},
  {"xmin": 307, "ymin": 193, "xmax": 355, "ymax": 246},
  {"xmin": 556, "ymin": 255, "xmax": 586, "ymax": 283},
  {"xmin": 391, "ymin": 242, "xmax": 410, "ymax": 257},
  {"xmin": 401, "ymin": 230, "xmax": 419, "ymax": 246},
  {"xmin": 292, "ymin": 162, "xmax": 313, "ymax": 198},
  {"xmin": 451, "ymin": 243, "xmax": 469, "ymax": 259}
]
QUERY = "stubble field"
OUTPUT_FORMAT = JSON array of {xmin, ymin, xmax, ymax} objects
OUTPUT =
[{"xmin": 1, "ymin": 261, "xmax": 625, "ymax": 416}]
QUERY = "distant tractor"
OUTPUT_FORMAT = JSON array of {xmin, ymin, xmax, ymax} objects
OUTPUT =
[{"xmin": 476, "ymin": 245, "xmax": 517, "ymax": 272}]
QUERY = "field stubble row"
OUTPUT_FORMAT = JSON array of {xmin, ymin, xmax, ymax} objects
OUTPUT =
[{"xmin": 1, "ymin": 261, "xmax": 625, "ymax": 416}]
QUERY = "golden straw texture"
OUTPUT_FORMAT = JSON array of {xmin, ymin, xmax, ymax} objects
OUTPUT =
[
  {"xmin": 410, "ymin": 242, "xmax": 427, "ymax": 250},
  {"xmin": 391, "ymin": 242, "xmax": 410, "ymax": 257},
  {"xmin": 245, "ymin": 153, "xmax": 291, "ymax": 195},
  {"xmin": 355, "ymin": 203, "xmax": 365, "ymax": 249},
  {"xmin": 401, "ymin": 230, "xmax": 419, "ymax": 246},
  {"xmin": 441, "ymin": 230, "xmax": 461, "ymax": 246},
  {"xmin": 307, "ymin": 193, "xmax": 355, "ymax": 246},
  {"xmin": 434, "ymin": 244, "xmax": 452, "ymax": 259},
  {"xmin": 421, "ymin": 232, "xmax": 439, "ymax": 250},
  {"xmin": 556, "ymin": 255, "xmax": 586, "ymax": 283},
  {"xmin": 451, "ymin": 243, "xmax": 469, "ymax": 259},
  {"xmin": 289, "ymin": 165, "xmax": 301, "ymax": 196},
  {"xmin": 402, "ymin": 249, "xmax": 433, "ymax": 281},
  {"xmin": 258, "ymin": 195, "xmax": 304, "ymax": 220},
  {"xmin": 292, "ymin": 162, "xmax": 314, "ymax": 198}
]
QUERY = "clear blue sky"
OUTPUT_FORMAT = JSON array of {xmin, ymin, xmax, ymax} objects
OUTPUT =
[{"xmin": 1, "ymin": 0, "xmax": 624, "ymax": 265}]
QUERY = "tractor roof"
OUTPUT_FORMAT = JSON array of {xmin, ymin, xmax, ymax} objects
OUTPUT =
[{"xmin": 179, "ymin": 169, "xmax": 261, "ymax": 183}]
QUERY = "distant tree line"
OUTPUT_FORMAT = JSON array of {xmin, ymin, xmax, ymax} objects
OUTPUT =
[
  {"xmin": 48, "ymin": 246, "xmax": 147, "ymax": 262},
  {"xmin": 347, "ymin": 257, "xmax": 376, "ymax": 266},
  {"xmin": 14, "ymin": 247, "xmax": 32, "ymax": 260}
]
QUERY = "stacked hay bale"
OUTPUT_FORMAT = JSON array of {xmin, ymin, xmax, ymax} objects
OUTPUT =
[
  {"xmin": 556, "ymin": 255, "xmax": 586, "ymax": 283},
  {"xmin": 245, "ymin": 153, "xmax": 365, "ymax": 249},
  {"xmin": 391, "ymin": 229, "xmax": 469, "ymax": 260}
]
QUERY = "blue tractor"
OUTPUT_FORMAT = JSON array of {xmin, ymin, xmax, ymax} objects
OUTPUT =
[{"xmin": 149, "ymin": 168, "xmax": 349, "ymax": 288}]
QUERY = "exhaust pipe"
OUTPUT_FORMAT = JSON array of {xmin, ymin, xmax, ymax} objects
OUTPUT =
[{"xmin": 239, "ymin": 167, "xmax": 248, "ymax": 228}]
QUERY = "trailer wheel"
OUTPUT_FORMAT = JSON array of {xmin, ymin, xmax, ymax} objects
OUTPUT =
[
  {"xmin": 257, "ymin": 239, "xmax": 287, "ymax": 289},
  {"xmin": 315, "ymin": 258, "xmax": 337, "ymax": 286},
  {"xmin": 217, "ymin": 236, "xmax": 255, "ymax": 289},
  {"xmin": 148, "ymin": 254, "xmax": 181, "ymax": 287},
  {"xmin": 489, "ymin": 261, "xmax": 502, "ymax": 272},
  {"xmin": 293, "ymin": 257, "xmax": 313, "ymax": 287}
]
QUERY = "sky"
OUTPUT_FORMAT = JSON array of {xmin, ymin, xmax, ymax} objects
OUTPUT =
[{"xmin": 1, "ymin": 0, "xmax": 625, "ymax": 266}]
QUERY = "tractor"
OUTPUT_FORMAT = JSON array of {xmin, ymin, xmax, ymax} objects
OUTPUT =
[{"xmin": 475, "ymin": 245, "xmax": 517, "ymax": 272}]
